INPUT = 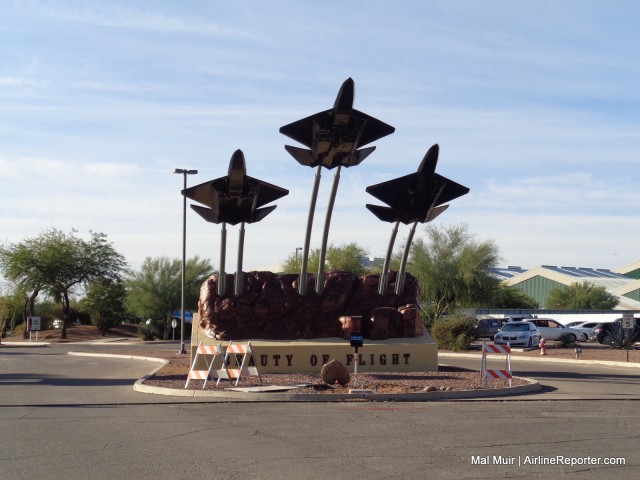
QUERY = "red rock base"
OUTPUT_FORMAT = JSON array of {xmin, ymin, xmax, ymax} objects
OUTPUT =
[{"xmin": 198, "ymin": 271, "xmax": 424, "ymax": 341}]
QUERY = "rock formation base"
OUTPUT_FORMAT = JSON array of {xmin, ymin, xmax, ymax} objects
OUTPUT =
[{"xmin": 198, "ymin": 270, "xmax": 425, "ymax": 341}]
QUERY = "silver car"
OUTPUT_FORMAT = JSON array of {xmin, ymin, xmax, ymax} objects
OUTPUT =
[
  {"xmin": 494, "ymin": 321, "xmax": 541, "ymax": 348},
  {"xmin": 526, "ymin": 318, "xmax": 587, "ymax": 342}
]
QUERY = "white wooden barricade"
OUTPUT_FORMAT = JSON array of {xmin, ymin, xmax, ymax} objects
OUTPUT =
[
  {"xmin": 214, "ymin": 341, "xmax": 262, "ymax": 386},
  {"xmin": 185, "ymin": 342, "xmax": 224, "ymax": 389},
  {"xmin": 481, "ymin": 341, "xmax": 512, "ymax": 387}
]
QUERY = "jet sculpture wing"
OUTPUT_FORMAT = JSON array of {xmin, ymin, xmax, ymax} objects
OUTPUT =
[
  {"xmin": 182, "ymin": 149, "xmax": 288, "ymax": 224},
  {"xmin": 365, "ymin": 143, "xmax": 469, "ymax": 224},
  {"xmin": 279, "ymin": 109, "xmax": 395, "ymax": 150},
  {"xmin": 365, "ymin": 203, "xmax": 449, "ymax": 224},
  {"xmin": 366, "ymin": 173, "xmax": 469, "ymax": 210},
  {"xmin": 279, "ymin": 78, "xmax": 395, "ymax": 169},
  {"xmin": 190, "ymin": 204, "xmax": 278, "ymax": 226}
]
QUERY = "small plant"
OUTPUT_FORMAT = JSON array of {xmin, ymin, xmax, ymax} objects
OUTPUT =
[
  {"xmin": 137, "ymin": 323, "xmax": 156, "ymax": 341},
  {"xmin": 601, "ymin": 323, "xmax": 640, "ymax": 350},
  {"xmin": 430, "ymin": 314, "xmax": 478, "ymax": 351}
]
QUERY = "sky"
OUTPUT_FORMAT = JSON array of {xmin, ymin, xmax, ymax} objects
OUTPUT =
[{"xmin": 1, "ymin": 0, "xmax": 639, "ymax": 275}]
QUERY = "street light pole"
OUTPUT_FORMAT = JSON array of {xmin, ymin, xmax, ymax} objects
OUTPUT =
[{"xmin": 174, "ymin": 168, "xmax": 198, "ymax": 354}]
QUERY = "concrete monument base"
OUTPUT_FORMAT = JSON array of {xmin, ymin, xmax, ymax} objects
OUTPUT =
[{"xmin": 190, "ymin": 319, "xmax": 438, "ymax": 374}]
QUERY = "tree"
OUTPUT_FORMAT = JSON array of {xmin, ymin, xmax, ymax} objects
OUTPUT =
[
  {"xmin": 126, "ymin": 256, "xmax": 213, "ymax": 339},
  {"xmin": 546, "ymin": 282, "xmax": 619, "ymax": 310},
  {"xmin": 405, "ymin": 224, "xmax": 501, "ymax": 323},
  {"xmin": 280, "ymin": 242, "xmax": 370, "ymax": 276},
  {"xmin": 82, "ymin": 278, "xmax": 128, "ymax": 335},
  {"xmin": 494, "ymin": 285, "xmax": 539, "ymax": 309},
  {"xmin": 0, "ymin": 229, "xmax": 126, "ymax": 339},
  {"xmin": 1, "ymin": 282, "xmax": 20, "ymax": 339}
]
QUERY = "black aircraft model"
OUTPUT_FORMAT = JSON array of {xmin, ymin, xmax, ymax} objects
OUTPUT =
[
  {"xmin": 366, "ymin": 144, "xmax": 469, "ymax": 296},
  {"xmin": 279, "ymin": 77, "xmax": 395, "ymax": 169},
  {"xmin": 182, "ymin": 149, "xmax": 289, "ymax": 225},
  {"xmin": 182, "ymin": 149, "xmax": 288, "ymax": 296},
  {"xmin": 365, "ymin": 144, "xmax": 469, "ymax": 224}
]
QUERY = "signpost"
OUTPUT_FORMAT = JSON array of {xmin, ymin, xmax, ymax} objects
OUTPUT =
[
  {"xmin": 621, "ymin": 314, "xmax": 636, "ymax": 362},
  {"xmin": 171, "ymin": 319, "xmax": 178, "ymax": 341},
  {"xmin": 621, "ymin": 313, "xmax": 635, "ymax": 330},
  {"xmin": 29, "ymin": 316, "xmax": 41, "ymax": 341},
  {"xmin": 349, "ymin": 333, "xmax": 364, "ymax": 391}
]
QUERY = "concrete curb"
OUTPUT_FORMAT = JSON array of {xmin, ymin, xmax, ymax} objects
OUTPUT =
[
  {"xmin": 69, "ymin": 351, "xmax": 540, "ymax": 402},
  {"xmin": 439, "ymin": 352, "xmax": 640, "ymax": 369},
  {"xmin": 133, "ymin": 375, "xmax": 541, "ymax": 402}
]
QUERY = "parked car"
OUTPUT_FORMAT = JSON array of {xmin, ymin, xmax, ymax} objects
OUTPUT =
[
  {"xmin": 509, "ymin": 318, "xmax": 587, "ymax": 342},
  {"xmin": 52, "ymin": 319, "xmax": 63, "ymax": 329},
  {"xmin": 559, "ymin": 321, "xmax": 600, "ymax": 341},
  {"xmin": 475, "ymin": 318, "xmax": 507, "ymax": 340},
  {"xmin": 564, "ymin": 320, "xmax": 587, "ymax": 328},
  {"xmin": 494, "ymin": 321, "xmax": 541, "ymax": 348}
]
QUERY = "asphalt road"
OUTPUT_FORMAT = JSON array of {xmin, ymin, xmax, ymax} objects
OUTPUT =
[{"xmin": 1, "ymin": 342, "xmax": 639, "ymax": 480}]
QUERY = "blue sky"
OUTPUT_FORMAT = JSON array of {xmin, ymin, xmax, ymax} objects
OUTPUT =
[{"xmin": 1, "ymin": 0, "xmax": 639, "ymax": 273}]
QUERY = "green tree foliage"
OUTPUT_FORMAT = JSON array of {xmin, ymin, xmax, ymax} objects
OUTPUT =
[
  {"xmin": 546, "ymin": 282, "xmax": 619, "ymax": 310},
  {"xmin": 126, "ymin": 256, "xmax": 213, "ymax": 339},
  {"xmin": 280, "ymin": 242, "xmax": 370, "ymax": 276},
  {"xmin": 0, "ymin": 229, "xmax": 126, "ymax": 339},
  {"xmin": 494, "ymin": 286, "xmax": 539, "ymax": 309},
  {"xmin": 430, "ymin": 313, "xmax": 478, "ymax": 351},
  {"xmin": 82, "ymin": 278, "xmax": 128, "ymax": 335},
  {"xmin": 405, "ymin": 224, "xmax": 501, "ymax": 322},
  {"xmin": 1, "ymin": 283, "xmax": 20, "ymax": 338}
]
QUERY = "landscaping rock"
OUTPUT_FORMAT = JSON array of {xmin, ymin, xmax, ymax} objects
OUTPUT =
[{"xmin": 320, "ymin": 359, "xmax": 351, "ymax": 386}]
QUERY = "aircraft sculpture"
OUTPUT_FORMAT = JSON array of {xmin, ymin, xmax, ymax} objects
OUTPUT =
[
  {"xmin": 365, "ymin": 144, "xmax": 469, "ymax": 295},
  {"xmin": 182, "ymin": 149, "xmax": 289, "ymax": 295},
  {"xmin": 280, "ymin": 78, "xmax": 395, "ymax": 294}
]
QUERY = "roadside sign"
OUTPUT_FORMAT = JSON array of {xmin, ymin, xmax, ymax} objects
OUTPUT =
[
  {"xmin": 171, "ymin": 319, "xmax": 178, "ymax": 329},
  {"xmin": 30, "ymin": 317, "xmax": 42, "ymax": 332},
  {"xmin": 621, "ymin": 314, "xmax": 635, "ymax": 330}
]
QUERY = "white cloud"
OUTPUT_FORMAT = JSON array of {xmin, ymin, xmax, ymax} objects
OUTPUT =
[
  {"xmin": 82, "ymin": 162, "xmax": 139, "ymax": 178},
  {"xmin": 0, "ymin": 77, "xmax": 38, "ymax": 87},
  {"xmin": 15, "ymin": 0, "xmax": 255, "ymax": 39}
]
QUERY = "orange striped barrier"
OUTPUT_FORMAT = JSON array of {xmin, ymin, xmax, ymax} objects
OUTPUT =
[
  {"xmin": 481, "ymin": 340, "xmax": 512, "ymax": 387},
  {"xmin": 185, "ymin": 342, "xmax": 224, "ymax": 388},
  {"xmin": 483, "ymin": 344, "xmax": 511, "ymax": 355},
  {"xmin": 484, "ymin": 369, "xmax": 513, "ymax": 381},
  {"xmin": 214, "ymin": 341, "xmax": 262, "ymax": 386}
]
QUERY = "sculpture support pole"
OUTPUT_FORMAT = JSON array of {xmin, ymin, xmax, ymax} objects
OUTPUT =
[
  {"xmin": 378, "ymin": 220, "xmax": 400, "ymax": 295},
  {"xmin": 395, "ymin": 220, "xmax": 418, "ymax": 296},
  {"xmin": 299, "ymin": 166, "xmax": 322, "ymax": 295},
  {"xmin": 316, "ymin": 165, "xmax": 341, "ymax": 295},
  {"xmin": 218, "ymin": 222, "xmax": 227, "ymax": 296},
  {"xmin": 235, "ymin": 222, "xmax": 245, "ymax": 296}
]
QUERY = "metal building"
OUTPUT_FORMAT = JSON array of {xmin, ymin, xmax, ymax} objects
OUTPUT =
[{"xmin": 489, "ymin": 261, "xmax": 640, "ymax": 309}]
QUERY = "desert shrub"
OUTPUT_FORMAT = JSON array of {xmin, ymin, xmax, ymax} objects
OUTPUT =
[
  {"xmin": 137, "ymin": 323, "xmax": 156, "ymax": 341},
  {"xmin": 601, "ymin": 323, "xmax": 640, "ymax": 349},
  {"xmin": 430, "ymin": 314, "xmax": 478, "ymax": 351},
  {"xmin": 13, "ymin": 322, "xmax": 27, "ymax": 336}
]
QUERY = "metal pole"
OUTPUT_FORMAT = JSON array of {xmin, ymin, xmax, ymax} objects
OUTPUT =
[
  {"xmin": 299, "ymin": 166, "xmax": 322, "ymax": 295},
  {"xmin": 353, "ymin": 347, "xmax": 359, "ymax": 385},
  {"xmin": 395, "ymin": 220, "xmax": 418, "ymax": 296},
  {"xmin": 218, "ymin": 222, "xmax": 227, "ymax": 296},
  {"xmin": 235, "ymin": 222, "xmax": 245, "ymax": 296},
  {"xmin": 174, "ymin": 168, "xmax": 197, "ymax": 354},
  {"xmin": 316, "ymin": 166, "xmax": 341, "ymax": 295},
  {"xmin": 179, "ymin": 172, "xmax": 187, "ymax": 354},
  {"xmin": 378, "ymin": 221, "xmax": 400, "ymax": 295}
]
